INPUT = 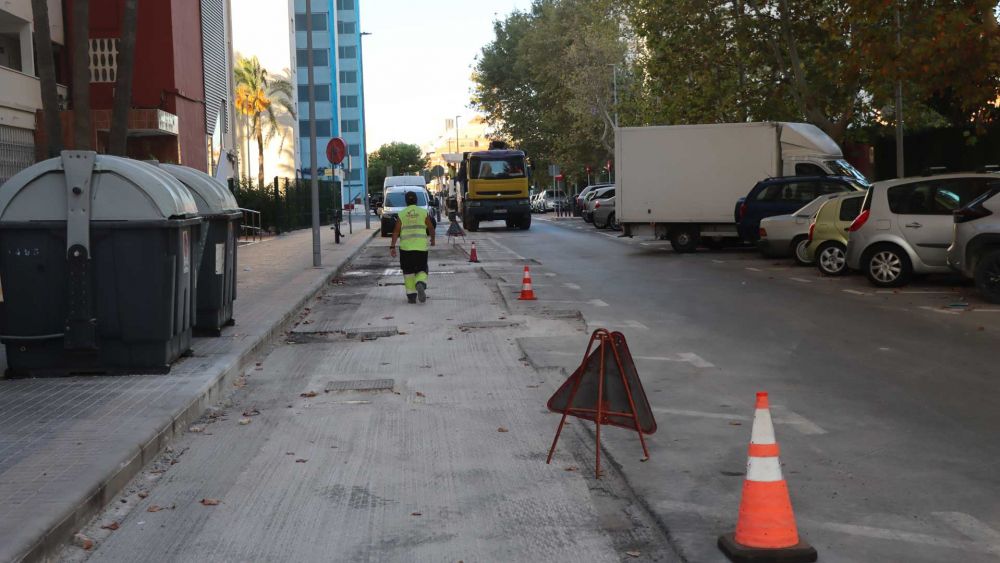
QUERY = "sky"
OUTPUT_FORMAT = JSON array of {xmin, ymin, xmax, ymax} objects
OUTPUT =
[{"xmin": 360, "ymin": 0, "xmax": 534, "ymax": 152}]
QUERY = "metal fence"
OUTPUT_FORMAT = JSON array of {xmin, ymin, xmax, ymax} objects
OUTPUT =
[
  {"xmin": 229, "ymin": 177, "xmax": 342, "ymax": 234},
  {"xmin": 0, "ymin": 125, "xmax": 35, "ymax": 185}
]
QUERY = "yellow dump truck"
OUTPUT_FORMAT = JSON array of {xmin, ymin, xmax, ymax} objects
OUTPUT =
[{"xmin": 457, "ymin": 145, "xmax": 531, "ymax": 231}]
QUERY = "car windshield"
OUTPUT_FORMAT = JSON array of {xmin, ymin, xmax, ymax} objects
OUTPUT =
[
  {"xmin": 385, "ymin": 190, "xmax": 427, "ymax": 207},
  {"xmin": 826, "ymin": 160, "xmax": 870, "ymax": 186},
  {"xmin": 469, "ymin": 156, "xmax": 526, "ymax": 179}
]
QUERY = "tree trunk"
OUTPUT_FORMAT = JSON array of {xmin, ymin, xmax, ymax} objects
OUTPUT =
[
  {"xmin": 71, "ymin": 0, "xmax": 92, "ymax": 150},
  {"xmin": 256, "ymin": 119, "xmax": 265, "ymax": 188},
  {"xmin": 30, "ymin": 0, "xmax": 63, "ymax": 157},
  {"xmin": 108, "ymin": 0, "xmax": 139, "ymax": 156}
]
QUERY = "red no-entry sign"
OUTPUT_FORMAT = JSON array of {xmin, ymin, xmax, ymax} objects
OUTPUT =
[{"xmin": 326, "ymin": 137, "xmax": 347, "ymax": 165}]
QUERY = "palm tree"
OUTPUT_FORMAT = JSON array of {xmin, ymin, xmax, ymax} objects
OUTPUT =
[
  {"xmin": 30, "ymin": 0, "xmax": 63, "ymax": 157},
  {"xmin": 108, "ymin": 0, "xmax": 139, "ymax": 156},
  {"xmin": 234, "ymin": 56, "xmax": 296, "ymax": 187},
  {"xmin": 71, "ymin": 0, "xmax": 92, "ymax": 149}
]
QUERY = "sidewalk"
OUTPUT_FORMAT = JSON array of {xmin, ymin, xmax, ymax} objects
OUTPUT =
[{"xmin": 0, "ymin": 224, "xmax": 376, "ymax": 563}]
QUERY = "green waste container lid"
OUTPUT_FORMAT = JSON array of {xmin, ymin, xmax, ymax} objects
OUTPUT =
[
  {"xmin": 155, "ymin": 163, "xmax": 240, "ymax": 215},
  {"xmin": 0, "ymin": 152, "xmax": 199, "ymax": 222}
]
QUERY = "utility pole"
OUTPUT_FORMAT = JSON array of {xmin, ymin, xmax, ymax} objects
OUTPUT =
[
  {"xmin": 608, "ymin": 64, "xmax": 619, "ymax": 128},
  {"xmin": 455, "ymin": 115, "xmax": 461, "ymax": 156},
  {"xmin": 895, "ymin": 2, "xmax": 904, "ymax": 178},
  {"xmin": 305, "ymin": 0, "xmax": 321, "ymax": 267}
]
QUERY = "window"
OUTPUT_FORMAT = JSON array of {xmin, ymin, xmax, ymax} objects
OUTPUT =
[
  {"xmin": 300, "ymin": 119, "xmax": 331, "ymax": 137},
  {"xmin": 887, "ymin": 179, "xmax": 993, "ymax": 215},
  {"xmin": 337, "ymin": 20, "xmax": 356, "ymax": 34},
  {"xmin": 469, "ymin": 156, "xmax": 526, "ymax": 180},
  {"xmin": 819, "ymin": 181, "xmax": 855, "ymax": 196},
  {"xmin": 341, "ymin": 119, "xmax": 359, "ymax": 133},
  {"xmin": 596, "ymin": 189, "xmax": 615, "ymax": 199},
  {"xmin": 385, "ymin": 190, "xmax": 427, "ymax": 207},
  {"xmin": 297, "ymin": 84, "xmax": 330, "ymax": 102},
  {"xmin": 345, "ymin": 169, "xmax": 361, "ymax": 182},
  {"xmin": 294, "ymin": 13, "xmax": 327, "ymax": 31},
  {"xmin": 336, "ymin": 0, "xmax": 355, "ymax": 9},
  {"xmin": 795, "ymin": 162, "xmax": 827, "ymax": 176},
  {"xmin": 0, "ymin": 31, "xmax": 24, "ymax": 72},
  {"xmin": 296, "ymin": 48, "xmax": 328, "ymax": 67},
  {"xmin": 339, "ymin": 70, "xmax": 357, "ymax": 84},
  {"xmin": 347, "ymin": 144, "xmax": 361, "ymax": 157},
  {"xmin": 340, "ymin": 95, "xmax": 358, "ymax": 108},
  {"xmin": 838, "ymin": 195, "xmax": 864, "ymax": 221},
  {"xmin": 338, "ymin": 46, "xmax": 357, "ymax": 59}
]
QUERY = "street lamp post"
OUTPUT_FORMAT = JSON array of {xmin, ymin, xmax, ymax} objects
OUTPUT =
[
  {"xmin": 608, "ymin": 64, "xmax": 619, "ymax": 128},
  {"xmin": 305, "ymin": 0, "xmax": 321, "ymax": 267},
  {"xmin": 895, "ymin": 3, "xmax": 905, "ymax": 178},
  {"xmin": 455, "ymin": 115, "xmax": 461, "ymax": 156}
]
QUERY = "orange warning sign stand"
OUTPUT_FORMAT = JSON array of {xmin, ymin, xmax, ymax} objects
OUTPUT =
[{"xmin": 546, "ymin": 329, "xmax": 656, "ymax": 478}]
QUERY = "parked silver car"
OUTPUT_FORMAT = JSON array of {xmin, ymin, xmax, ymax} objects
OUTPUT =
[
  {"xmin": 845, "ymin": 174, "xmax": 997, "ymax": 287},
  {"xmin": 757, "ymin": 192, "xmax": 849, "ymax": 265},
  {"xmin": 947, "ymin": 184, "xmax": 1000, "ymax": 302},
  {"xmin": 583, "ymin": 186, "xmax": 614, "ymax": 223},
  {"xmin": 592, "ymin": 195, "xmax": 618, "ymax": 229}
]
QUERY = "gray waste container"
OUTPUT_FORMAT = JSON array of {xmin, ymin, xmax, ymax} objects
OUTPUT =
[
  {"xmin": 155, "ymin": 163, "xmax": 241, "ymax": 335},
  {"xmin": 0, "ymin": 151, "xmax": 203, "ymax": 376}
]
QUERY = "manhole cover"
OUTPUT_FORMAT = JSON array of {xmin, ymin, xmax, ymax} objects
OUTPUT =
[
  {"xmin": 458, "ymin": 320, "xmax": 521, "ymax": 330},
  {"xmin": 325, "ymin": 379, "xmax": 395, "ymax": 392}
]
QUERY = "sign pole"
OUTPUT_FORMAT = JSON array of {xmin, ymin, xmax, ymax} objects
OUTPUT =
[{"xmin": 305, "ymin": 0, "xmax": 321, "ymax": 267}]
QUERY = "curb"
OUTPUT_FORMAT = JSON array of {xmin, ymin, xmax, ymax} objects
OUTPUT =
[{"xmin": 17, "ymin": 229, "xmax": 377, "ymax": 563}]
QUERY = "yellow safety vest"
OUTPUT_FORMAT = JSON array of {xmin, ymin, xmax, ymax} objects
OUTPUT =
[{"xmin": 398, "ymin": 205, "xmax": 428, "ymax": 251}]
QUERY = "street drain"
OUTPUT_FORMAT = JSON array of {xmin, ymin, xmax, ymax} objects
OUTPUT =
[
  {"xmin": 458, "ymin": 320, "xmax": 521, "ymax": 330},
  {"xmin": 325, "ymin": 379, "xmax": 395, "ymax": 392}
]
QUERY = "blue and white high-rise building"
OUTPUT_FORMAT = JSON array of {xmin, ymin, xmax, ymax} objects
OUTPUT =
[{"xmin": 294, "ymin": 0, "xmax": 367, "ymax": 205}]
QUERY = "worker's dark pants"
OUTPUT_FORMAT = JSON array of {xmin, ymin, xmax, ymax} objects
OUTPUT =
[{"xmin": 399, "ymin": 250, "xmax": 429, "ymax": 295}]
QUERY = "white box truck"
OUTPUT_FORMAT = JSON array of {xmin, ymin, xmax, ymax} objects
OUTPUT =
[{"xmin": 616, "ymin": 122, "xmax": 868, "ymax": 252}]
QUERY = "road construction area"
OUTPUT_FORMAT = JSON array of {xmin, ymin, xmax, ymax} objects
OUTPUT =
[{"xmin": 59, "ymin": 218, "xmax": 1000, "ymax": 563}]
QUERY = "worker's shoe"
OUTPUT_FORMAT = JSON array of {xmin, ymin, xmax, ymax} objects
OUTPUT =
[
  {"xmin": 407, "ymin": 294, "xmax": 417, "ymax": 304},
  {"xmin": 416, "ymin": 282, "xmax": 427, "ymax": 303}
]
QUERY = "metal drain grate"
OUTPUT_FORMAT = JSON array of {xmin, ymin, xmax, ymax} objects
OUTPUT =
[{"xmin": 325, "ymin": 379, "xmax": 395, "ymax": 392}]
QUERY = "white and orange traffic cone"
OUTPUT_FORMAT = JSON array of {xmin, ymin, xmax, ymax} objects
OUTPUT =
[
  {"xmin": 517, "ymin": 265, "xmax": 537, "ymax": 300},
  {"xmin": 718, "ymin": 392, "xmax": 817, "ymax": 563},
  {"xmin": 468, "ymin": 241, "xmax": 480, "ymax": 263}
]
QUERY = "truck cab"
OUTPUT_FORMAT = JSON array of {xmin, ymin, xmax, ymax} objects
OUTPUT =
[{"xmin": 458, "ymin": 148, "xmax": 532, "ymax": 231}]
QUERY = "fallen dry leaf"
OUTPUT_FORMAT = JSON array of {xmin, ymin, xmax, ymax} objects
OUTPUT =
[
  {"xmin": 295, "ymin": 459, "xmax": 309, "ymax": 463},
  {"xmin": 73, "ymin": 533, "xmax": 94, "ymax": 550},
  {"xmin": 728, "ymin": 421, "xmax": 742, "ymax": 426},
  {"xmin": 565, "ymin": 466, "xmax": 578, "ymax": 472},
  {"xmin": 137, "ymin": 491, "xmax": 149, "ymax": 499},
  {"xmin": 147, "ymin": 505, "xmax": 162, "ymax": 513},
  {"xmin": 300, "ymin": 391, "xmax": 318, "ymax": 398},
  {"xmin": 242, "ymin": 408, "xmax": 260, "ymax": 417},
  {"xmin": 100, "ymin": 522, "xmax": 120, "ymax": 531},
  {"xmin": 188, "ymin": 425, "xmax": 205, "ymax": 433},
  {"xmin": 497, "ymin": 427, "xmax": 509, "ymax": 433},
  {"xmin": 410, "ymin": 512, "xmax": 422, "ymax": 516},
  {"xmin": 415, "ymin": 392, "xmax": 426, "ymax": 398},
  {"xmin": 383, "ymin": 316, "xmax": 394, "ymax": 320},
  {"xmin": 626, "ymin": 550, "xmax": 641, "ymax": 557},
  {"xmin": 238, "ymin": 417, "xmax": 252, "ymax": 425},
  {"xmin": 200, "ymin": 498, "xmax": 221, "ymax": 506}
]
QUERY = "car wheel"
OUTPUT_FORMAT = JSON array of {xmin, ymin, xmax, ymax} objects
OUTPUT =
[
  {"xmin": 864, "ymin": 244, "xmax": 912, "ymax": 287},
  {"xmin": 974, "ymin": 249, "xmax": 1000, "ymax": 304},
  {"xmin": 816, "ymin": 241, "xmax": 848, "ymax": 276},
  {"xmin": 583, "ymin": 214, "xmax": 592, "ymax": 223},
  {"xmin": 792, "ymin": 236, "xmax": 813, "ymax": 266},
  {"xmin": 594, "ymin": 213, "xmax": 608, "ymax": 229},
  {"xmin": 670, "ymin": 228, "xmax": 699, "ymax": 253}
]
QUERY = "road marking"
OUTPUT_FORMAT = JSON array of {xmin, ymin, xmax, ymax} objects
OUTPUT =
[
  {"xmin": 972, "ymin": 308, "xmax": 1000, "ymax": 313},
  {"xmin": 712, "ymin": 259, "xmax": 726, "ymax": 264},
  {"xmin": 640, "ymin": 243, "xmax": 650, "ymax": 247},
  {"xmin": 933, "ymin": 512, "xmax": 1000, "ymax": 556},
  {"xmin": 588, "ymin": 299, "xmax": 610, "ymax": 307},
  {"xmin": 675, "ymin": 353, "xmax": 715, "ymax": 368},
  {"xmin": 652, "ymin": 407, "xmax": 821, "ymax": 434},
  {"xmin": 382, "ymin": 268, "xmax": 402, "ymax": 276},
  {"xmin": 543, "ymin": 272, "xmax": 558, "ymax": 277},
  {"xmin": 790, "ymin": 277, "xmax": 813, "ymax": 284},
  {"xmin": 545, "ymin": 350, "xmax": 711, "ymax": 368},
  {"xmin": 843, "ymin": 289, "xmax": 869, "ymax": 296},
  {"xmin": 745, "ymin": 267, "xmax": 763, "ymax": 272},
  {"xmin": 654, "ymin": 500, "xmax": 994, "ymax": 554},
  {"xmin": 653, "ymin": 407, "xmax": 745, "ymax": 421},
  {"xmin": 919, "ymin": 306, "xmax": 961, "ymax": 316},
  {"xmin": 769, "ymin": 406, "xmax": 827, "ymax": 435},
  {"xmin": 877, "ymin": 289, "xmax": 960, "ymax": 294},
  {"xmin": 485, "ymin": 237, "xmax": 527, "ymax": 260},
  {"xmin": 563, "ymin": 283, "xmax": 582, "ymax": 290},
  {"xmin": 585, "ymin": 319, "xmax": 649, "ymax": 330}
]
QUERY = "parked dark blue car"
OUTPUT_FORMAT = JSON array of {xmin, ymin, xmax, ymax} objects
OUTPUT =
[{"xmin": 736, "ymin": 176, "xmax": 866, "ymax": 242}]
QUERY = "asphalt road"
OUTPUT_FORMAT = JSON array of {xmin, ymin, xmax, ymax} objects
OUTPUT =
[{"xmin": 478, "ymin": 215, "xmax": 1000, "ymax": 563}]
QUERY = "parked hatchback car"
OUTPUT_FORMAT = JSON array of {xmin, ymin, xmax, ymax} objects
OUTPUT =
[
  {"xmin": 805, "ymin": 192, "xmax": 866, "ymax": 276},
  {"xmin": 737, "ymin": 176, "xmax": 865, "ymax": 242},
  {"xmin": 576, "ymin": 183, "xmax": 613, "ymax": 213},
  {"xmin": 947, "ymin": 184, "xmax": 1000, "ymax": 303},
  {"xmin": 846, "ymin": 174, "xmax": 997, "ymax": 287},
  {"xmin": 583, "ymin": 186, "xmax": 615, "ymax": 222},
  {"xmin": 592, "ymin": 195, "xmax": 618, "ymax": 229},
  {"xmin": 758, "ymin": 192, "xmax": 849, "ymax": 265}
]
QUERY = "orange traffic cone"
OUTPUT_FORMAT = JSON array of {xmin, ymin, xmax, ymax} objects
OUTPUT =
[
  {"xmin": 517, "ymin": 265, "xmax": 537, "ymax": 300},
  {"xmin": 718, "ymin": 392, "xmax": 817, "ymax": 563},
  {"xmin": 468, "ymin": 242, "xmax": 480, "ymax": 263}
]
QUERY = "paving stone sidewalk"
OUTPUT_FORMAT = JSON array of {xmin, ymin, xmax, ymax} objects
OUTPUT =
[{"xmin": 0, "ymin": 225, "xmax": 375, "ymax": 563}]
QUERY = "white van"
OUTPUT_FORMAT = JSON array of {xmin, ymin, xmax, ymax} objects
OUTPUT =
[{"xmin": 381, "ymin": 176, "xmax": 435, "ymax": 237}]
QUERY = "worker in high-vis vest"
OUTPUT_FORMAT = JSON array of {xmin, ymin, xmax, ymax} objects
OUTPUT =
[{"xmin": 389, "ymin": 191, "xmax": 436, "ymax": 303}]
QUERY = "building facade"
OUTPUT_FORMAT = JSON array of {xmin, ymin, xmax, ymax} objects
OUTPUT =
[
  {"xmin": 421, "ymin": 115, "xmax": 492, "ymax": 194},
  {"xmin": 0, "ymin": 0, "xmax": 65, "ymax": 183},
  {"xmin": 293, "ymin": 0, "xmax": 367, "ymax": 205}
]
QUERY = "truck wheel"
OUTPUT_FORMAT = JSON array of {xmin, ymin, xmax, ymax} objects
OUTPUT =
[
  {"xmin": 670, "ymin": 228, "xmax": 699, "ymax": 253},
  {"xmin": 518, "ymin": 214, "xmax": 531, "ymax": 230},
  {"xmin": 505, "ymin": 219, "xmax": 515, "ymax": 229},
  {"xmin": 466, "ymin": 217, "xmax": 479, "ymax": 232},
  {"xmin": 974, "ymin": 249, "xmax": 1000, "ymax": 304}
]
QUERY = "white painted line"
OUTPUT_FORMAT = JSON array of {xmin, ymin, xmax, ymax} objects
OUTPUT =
[
  {"xmin": 653, "ymin": 407, "xmax": 745, "ymax": 421},
  {"xmin": 544, "ymin": 350, "xmax": 712, "ymax": 369},
  {"xmin": 920, "ymin": 306, "xmax": 961, "ymax": 316},
  {"xmin": 653, "ymin": 407, "xmax": 823, "ymax": 435},
  {"xmin": 676, "ymin": 353, "xmax": 715, "ymax": 369},
  {"xmin": 654, "ymin": 500, "xmax": 993, "ymax": 554},
  {"xmin": 934, "ymin": 512, "xmax": 1000, "ymax": 555},
  {"xmin": 640, "ymin": 243, "xmax": 650, "ymax": 247},
  {"xmin": 543, "ymin": 272, "xmax": 558, "ymax": 277},
  {"xmin": 486, "ymin": 237, "xmax": 527, "ymax": 261},
  {"xmin": 877, "ymin": 289, "xmax": 959, "ymax": 294},
  {"xmin": 790, "ymin": 277, "xmax": 813, "ymax": 284},
  {"xmin": 712, "ymin": 259, "xmax": 726, "ymax": 264},
  {"xmin": 972, "ymin": 308, "xmax": 1000, "ymax": 313},
  {"xmin": 770, "ymin": 406, "xmax": 827, "ymax": 435},
  {"xmin": 745, "ymin": 267, "xmax": 763, "ymax": 272},
  {"xmin": 382, "ymin": 268, "xmax": 402, "ymax": 276},
  {"xmin": 624, "ymin": 320, "xmax": 649, "ymax": 330},
  {"xmin": 563, "ymin": 283, "xmax": 582, "ymax": 290},
  {"xmin": 588, "ymin": 299, "xmax": 610, "ymax": 307},
  {"xmin": 843, "ymin": 289, "xmax": 869, "ymax": 296}
]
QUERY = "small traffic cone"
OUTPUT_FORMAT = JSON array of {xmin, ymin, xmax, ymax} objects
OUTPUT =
[
  {"xmin": 517, "ymin": 265, "xmax": 537, "ymax": 300},
  {"xmin": 718, "ymin": 392, "xmax": 817, "ymax": 563},
  {"xmin": 468, "ymin": 241, "xmax": 480, "ymax": 263}
]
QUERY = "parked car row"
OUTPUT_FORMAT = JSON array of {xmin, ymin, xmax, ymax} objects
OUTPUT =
[
  {"xmin": 755, "ymin": 173, "xmax": 1000, "ymax": 302},
  {"xmin": 531, "ymin": 189, "xmax": 570, "ymax": 213}
]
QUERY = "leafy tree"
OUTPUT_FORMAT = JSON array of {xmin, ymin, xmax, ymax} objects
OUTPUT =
[
  {"xmin": 367, "ymin": 142, "xmax": 429, "ymax": 194},
  {"xmin": 30, "ymin": 0, "xmax": 62, "ymax": 157},
  {"xmin": 234, "ymin": 56, "xmax": 296, "ymax": 187}
]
